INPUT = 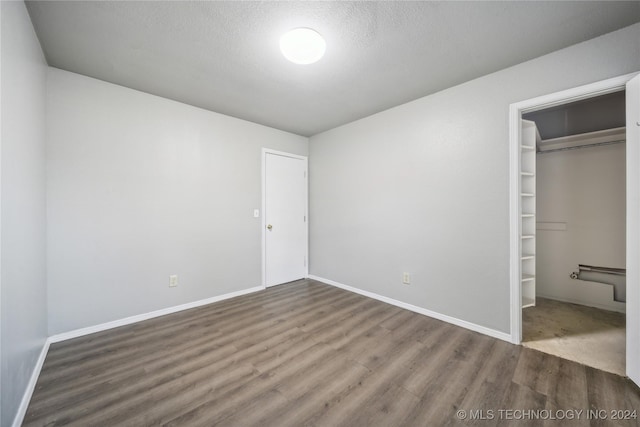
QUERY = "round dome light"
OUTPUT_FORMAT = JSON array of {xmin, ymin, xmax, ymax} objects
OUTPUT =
[{"xmin": 280, "ymin": 28, "xmax": 326, "ymax": 65}]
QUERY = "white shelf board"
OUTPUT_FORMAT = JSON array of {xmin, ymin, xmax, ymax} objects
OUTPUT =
[{"xmin": 520, "ymin": 120, "xmax": 538, "ymax": 313}]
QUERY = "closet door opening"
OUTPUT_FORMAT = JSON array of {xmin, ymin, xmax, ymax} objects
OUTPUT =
[
  {"xmin": 509, "ymin": 72, "xmax": 640, "ymax": 386},
  {"xmin": 521, "ymin": 91, "xmax": 626, "ymax": 376}
]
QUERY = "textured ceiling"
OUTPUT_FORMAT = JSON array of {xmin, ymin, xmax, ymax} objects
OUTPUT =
[{"xmin": 26, "ymin": 1, "xmax": 640, "ymax": 137}]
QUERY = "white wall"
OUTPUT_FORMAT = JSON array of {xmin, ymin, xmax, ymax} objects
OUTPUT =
[
  {"xmin": 46, "ymin": 69, "xmax": 308, "ymax": 335},
  {"xmin": 0, "ymin": 2, "xmax": 48, "ymax": 426},
  {"xmin": 309, "ymin": 23, "xmax": 640, "ymax": 334},
  {"xmin": 537, "ymin": 142, "xmax": 626, "ymax": 312}
]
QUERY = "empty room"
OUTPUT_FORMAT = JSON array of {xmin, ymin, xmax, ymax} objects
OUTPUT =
[{"xmin": 2, "ymin": 1, "xmax": 640, "ymax": 426}]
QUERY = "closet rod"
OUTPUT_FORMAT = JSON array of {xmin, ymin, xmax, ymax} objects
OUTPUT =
[{"xmin": 537, "ymin": 139, "xmax": 625, "ymax": 154}]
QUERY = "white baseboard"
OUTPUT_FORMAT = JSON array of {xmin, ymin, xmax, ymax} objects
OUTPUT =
[
  {"xmin": 49, "ymin": 286, "xmax": 264, "ymax": 343},
  {"xmin": 308, "ymin": 275, "xmax": 512, "ymax": 343},
  {"xmin": 12, "ymin": 338, "xmax": 51, "ymax": 427}
]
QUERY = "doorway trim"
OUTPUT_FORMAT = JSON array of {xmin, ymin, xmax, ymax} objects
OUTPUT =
[
  {"xmin": 261, "ymin": 148, "xmax": 309, "ymax": 289},
  {"xmin": 509, "ymin": 72, "xmax": 639, "ymax": 349}
]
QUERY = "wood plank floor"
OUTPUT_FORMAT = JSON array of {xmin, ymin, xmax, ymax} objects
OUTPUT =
[{"xmin": 24, "ymin": 279, "xmax": 640, "ymax": 426}]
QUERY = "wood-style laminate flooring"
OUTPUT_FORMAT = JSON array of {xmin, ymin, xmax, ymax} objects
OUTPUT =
[{"xmin": 24, "ymin": 279, "xmax": 640, "ymax": 426}]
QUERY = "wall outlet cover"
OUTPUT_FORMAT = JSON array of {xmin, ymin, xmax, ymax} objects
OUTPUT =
[{"xmin": 402, "ymin": 273, "xmax": 411, "ymax": 285}]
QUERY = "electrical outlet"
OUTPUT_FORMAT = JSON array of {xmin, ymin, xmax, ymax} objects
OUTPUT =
[
  {"xmin": 169, "ymin": 275, "xmax": 178, "ymax": 287},
  {"xmin": 402, "ymin": 272, "xmax": 411, "ymax": 285}
]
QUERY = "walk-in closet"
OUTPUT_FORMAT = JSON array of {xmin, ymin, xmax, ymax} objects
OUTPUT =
[{"xmin": 520, "ymin": 91, "xmax": 627, "ymax": 375}]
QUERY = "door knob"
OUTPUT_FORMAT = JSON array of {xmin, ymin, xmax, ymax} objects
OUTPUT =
[{"xmin": 267, "ymin": 224, "xmax": 273, "ymax": 230}]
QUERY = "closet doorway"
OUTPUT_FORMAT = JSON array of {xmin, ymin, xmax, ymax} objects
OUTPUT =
[
  {"xmin": 509, "ymin": 72, "xmax": 640, "ymax": 386},
  {"xmin": 522, "ymin": 92, "xmax": 626, "ymax": 375}
]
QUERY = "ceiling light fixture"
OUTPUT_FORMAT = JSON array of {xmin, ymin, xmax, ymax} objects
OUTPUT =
[{"xmin": 280, "ymin": 28, "xmax": 326, "ymax": 65}]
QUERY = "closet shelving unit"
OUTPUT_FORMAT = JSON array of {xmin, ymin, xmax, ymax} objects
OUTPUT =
[{"xmin": 520, "ymin": 120, "xmax": 540, "ymax": 308}]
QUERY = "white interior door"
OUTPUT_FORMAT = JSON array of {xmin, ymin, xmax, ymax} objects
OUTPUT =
[
  {"xmin": 626, "ymin": 74, "xmax": 640, "ymax": 386},
  {"xmin": 264, "ymin": 150, "xmax": 308, "ymax": 287}
]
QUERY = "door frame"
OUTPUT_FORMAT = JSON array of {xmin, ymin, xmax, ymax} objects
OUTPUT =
[
  {"xmin": 508, "ymin": 72, "xmax": 640, "ymax": 376},
  {"xmin": 261, "ymin": 148, "xmax": 309, "ymax": 289}
]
